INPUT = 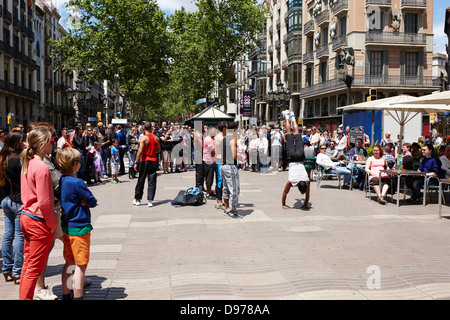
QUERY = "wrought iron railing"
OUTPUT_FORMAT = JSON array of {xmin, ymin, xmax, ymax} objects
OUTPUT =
[{"xmin": 366, "ymin": 31, "xmax": 427, "ymax": 45}]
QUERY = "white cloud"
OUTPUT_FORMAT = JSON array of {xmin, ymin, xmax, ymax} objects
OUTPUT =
[
  {"xmin": 433, "ymin": 22, "xmax": 448, "ymax": 55},
  {"xmin": 156, "ymin": 0, "xmax": 197, "ymax": 13}
]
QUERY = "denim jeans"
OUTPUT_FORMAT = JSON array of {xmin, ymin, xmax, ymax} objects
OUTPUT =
[
  {"xmin": 329, "ymin": 166, "xmax": 352, "ymax": 186},
  {"xmin": 101, "ymin": 148, "xmax": 109, "ymax": 176},
  {"xmin": 1, "ymin": 197, "xmax": 24, "ymax": 277},
  {"xmin": 128, "ymin": 151, "xmax": 137, "ymax": 169}
]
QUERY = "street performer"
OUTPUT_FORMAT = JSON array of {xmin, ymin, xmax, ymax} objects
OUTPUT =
[{"xmin": 281, "ymin": 110, "xmax": 310, "ymax": 210}]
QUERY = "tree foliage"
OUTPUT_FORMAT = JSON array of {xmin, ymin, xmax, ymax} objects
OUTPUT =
[
  {"xmin": 52, "ymin": 0, "xmax": 170, "ymax": 116},
  {"xmin": 51, "ymin": 0, "xmax": 266, "ymax": 121}
]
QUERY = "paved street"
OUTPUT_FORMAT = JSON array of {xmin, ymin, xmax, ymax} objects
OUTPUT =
[{"xmin": 1, "ymin": 167, "xmax": 450, "ymax": 300}]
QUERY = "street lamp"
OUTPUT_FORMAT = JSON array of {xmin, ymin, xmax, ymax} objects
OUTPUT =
[
  {"xmin": 67, "ymin": 78, "xmax": 92, "ymax": 124},
  {"xmin": 268, "ymin": 80, "xmax": 291, "ymax": 125}
]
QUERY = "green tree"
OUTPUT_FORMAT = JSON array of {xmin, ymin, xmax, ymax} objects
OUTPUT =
[
  {"xmin": 51, "ymin": 0, "xmax": 170, "ymax": 120},
  {"xmin": 195, "ymin": 0, "xmax": 267, "ymax": 113},
  {"xmin": 162, "ymin": 7, "xmax": 218, "ymax": 122}
]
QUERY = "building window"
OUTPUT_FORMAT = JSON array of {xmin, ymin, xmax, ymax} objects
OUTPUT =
[
  {"xmin": 321, "ymin": 98, "xmax": 329, "ymax": 116},
  {"xmin": 319, "ymin": 60, "xmax": 328, "ymax": 83},
  {"xmin": 288, "ymin": 34, "xmax": 301, "ymax": 60},
  {"xmin": 288, "ymin": 63, "xmax": 301, "ymax": 92},
  {"xmin": 306, "ymin": 66, "xmax": 313, "ymax": 87},
  {"xmin": 404, "ymin": 13, "xmax": 419, "ymax": 34},
  {"xmin": 288, "ymin": 9, "xmax": 302, "ymax": 33},
  {"xmin": 338, "ymin": 16, "xmax": 347, "ymax": 36},
  {"xmin": 370, "ymin": 51, "xmax": 383, "ymax": 76},
  {"xmin": 405, "ymin": 52, "xmax": 418, "ymax": 76},
  {"xmin": 256, "ymin": 79, "xmax": 266, "ymax": 102}
]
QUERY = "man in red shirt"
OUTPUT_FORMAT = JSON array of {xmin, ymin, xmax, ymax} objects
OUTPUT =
[{"xmin": 133, "ymin": 122, "xmax": 161, "ymax": 207}]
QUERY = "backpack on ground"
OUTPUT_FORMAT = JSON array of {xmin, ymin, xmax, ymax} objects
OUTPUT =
[{"xmin": 171, "ymin": 187, "xmax": 206, "ymax": 207}]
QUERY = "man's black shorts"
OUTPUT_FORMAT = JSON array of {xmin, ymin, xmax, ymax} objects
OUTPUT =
[
  {"xmin": 204, "ymin": 161, "xmax": 217, "ymax": 186},
  {"xmin": 285, "ymin": 134, "xmax": 305, "ymax": 162}
]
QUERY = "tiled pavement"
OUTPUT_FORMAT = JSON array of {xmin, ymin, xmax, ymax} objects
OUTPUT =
[{"xmin": 1, "ymin": 167, "xmax": 450, "ymax": 300}]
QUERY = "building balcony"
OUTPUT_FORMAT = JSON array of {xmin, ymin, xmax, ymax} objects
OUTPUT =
[
  {"xmin": 268, "ymin": 45, "xmax": 274, "ymax": 54},
  {"xmin": 332, "ymin": 0, "xmax": 348, "ymax": 16},
  {"xmin": 365, "ymin": 0, "xmax": 391, "ymax": 7},
  {"xmin": 44, "ymin": 79, "xmax": 53, "ymax": 87},
  {"xmin": 401, "ymin": 0, "xmax": 426, "ymax": 9},
  {"xmin": 304, "ymin": 20, "xmax": 315, "ymax": 35},
  {"xmin": 269, "ymin": 25, "xmax": 273, "ymax": 35},
  {"xmin": 331, "ymin": 35, "xmax": 347, "ymax": 51},
  {"xmin": 315, "ymin": 10, "xmax": 329, "ymax": 27},
  {"xmin": 282, "ymin": 59, "xmax": 289, "ymax": 70},
  {"xmin": 276, "ymin": 18, "xmax": 281, "ymax": 30},
  {"xmin": 365, "ymin": 31, "xmax": 427, "ymax": 46},
  {"xmin": 303, "ymin": 51, "xmax": 314, "ymax": 65},
  {"xmin": 299, "ymin": 74, "xmax": 439, "ymax": 99},
  {"xmin": 275, "ymin": 39, "xmax": 281, "ymax": 50},
  {"xmin": 316, "ymin": 44, "xmax": 329, "ymax": 59},
  {"xmin": 288, "ymin": 52, "xmax": 302, "ymax": 63},
  {"xmin": 44, "ymin": 55, "xmax": 52, "ymax": 65},
  {"xmin": 266, "ymin": 67, "xmax": 273, "ymax": 76},
  {"xmin": 354, "ymin": 74, "xmax": 438, "ymax": 88},
  {"xmin": 273, "ymin": 64, "xmax": 281, "ymax": 73},
  {"xmin": 0, "ymin": 79, "xmax": 38, "ymax": 101},
  {"xmin": 283, "ymin": 34, "xmax": 289, "ymax": 44},
  {"xmin": 3, "ymin": 7, "xmax": 12, "ymax": 24}
]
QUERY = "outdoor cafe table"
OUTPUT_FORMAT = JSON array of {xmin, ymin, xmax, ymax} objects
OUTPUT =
[
  {"xmin": 379, "ymin": 169, "xmax": 428, "ymax": 207},
  {"xmin": 439, "ymin": 179, "xmax": 450, "ymax": 219}
]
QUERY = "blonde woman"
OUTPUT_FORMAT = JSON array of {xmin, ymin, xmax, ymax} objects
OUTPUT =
[{"xmin": 19, "ymin": 127, "xmax": 57, "ymax": 300}]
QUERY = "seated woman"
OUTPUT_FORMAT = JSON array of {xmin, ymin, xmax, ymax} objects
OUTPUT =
[{"xmin": 365, "ymin": 144, "xmax": 391, "ymax": 204}]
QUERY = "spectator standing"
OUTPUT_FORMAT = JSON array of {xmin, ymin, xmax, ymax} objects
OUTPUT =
[
  {"xmin": 221, "ymin": 121, "xmax": 241, "ymax": 218},
  {"xmin": 127, "ymin": 127, "xmax": 139, "ymax": 179},
  {"xmin": 116, "ymin": 125, "xmax": 127, "ymax": 175},
  {"xmin": 133, "ymin": 122, "xmax": 161, "ymax": 207},
  {"xmin": 56, "ymin": 148, "xmax": 97, "ymax": 300},
  {"xmin": 19, "ymin": 127, "xmax": 57, "ymax": 300},
  {"xmin": 160, "ymin": 127, "xmax": 174, "ymax": 174},
  {"xmin": 72, "ymin": 126, "xmax": 87, "ymax": 182},
  {"xmin": 96, "ymin": 122, "xmax": 109, "ymax": 179},
  {"xmin": 0, "ymin": 130, "xmax": 26, "ymax": 285}
]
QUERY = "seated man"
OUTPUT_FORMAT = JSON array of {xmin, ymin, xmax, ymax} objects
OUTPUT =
[
  {"xmin": 406, "ymin": 143, "xmax": 443, "ymax": 203},
  {"xmin": 440, "ymin": 145, "xmax": 450, "ymax": 179},
  {"xmin": 325, "ymin": 140, "xmax": 338, "ymax": 158},
  {"xmin": 280, "ymin": 110, "xmax": 310, "ymax": 210},
  {"xmin": 316, "ymin": 143, "xmax": 352, "ymax": 189},
  {"xmin": 348, "ymin": 138, "xmax": 367, "ymax": 189}
]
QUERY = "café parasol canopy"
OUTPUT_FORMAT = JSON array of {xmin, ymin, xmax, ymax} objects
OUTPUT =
[{"xmin": 337, "ymin": 94, "xmax": 450, "ymax": 153}]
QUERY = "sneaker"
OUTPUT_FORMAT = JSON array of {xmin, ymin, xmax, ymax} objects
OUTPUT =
[
  {"xmin": 34, "ymin": 286, "xmax": 58, "ymax": 300},
  {"xmin": 281, "ymin": 110, "xmax": 290, "ymax": 120},
  {"xmin": 111, "ymin": 180, "xmax": 118, "ymax": 184},
  {"xmin": 206, "ymin": 194, "xmax": 214, "ymax": 200},
  {"xmin": 228, "ymin": 212, "xmax": 243, "ymax": 219},
  {"xmin": 215, "ymin": 203, "xmax": 225, "ymax": 210},
  {"xmin": 132, "ymin": 199, "xmax": 141, "ymax": 206},
  {"xmin": 148, "ymin": 201, "xmax": 153, "ymax": 207}
]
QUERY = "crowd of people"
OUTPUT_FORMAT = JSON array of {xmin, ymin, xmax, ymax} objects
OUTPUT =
[{"xmin": 0, "ymin": 116, "xmax": 450, "ymax": 300}]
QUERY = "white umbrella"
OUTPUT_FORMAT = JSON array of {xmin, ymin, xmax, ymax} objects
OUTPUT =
[
  {"xmin": 391, "ymin": 90, "xmax": 450, "ymax": 106},
  {"xmin": 337, "ymin": 95, "xmax": 450, "ymax": 153}
]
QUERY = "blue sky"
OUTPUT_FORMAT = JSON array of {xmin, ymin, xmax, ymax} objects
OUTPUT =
[{"xmin": 55, "ymin": 0, "xmax": 448, "ymax": 54}]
